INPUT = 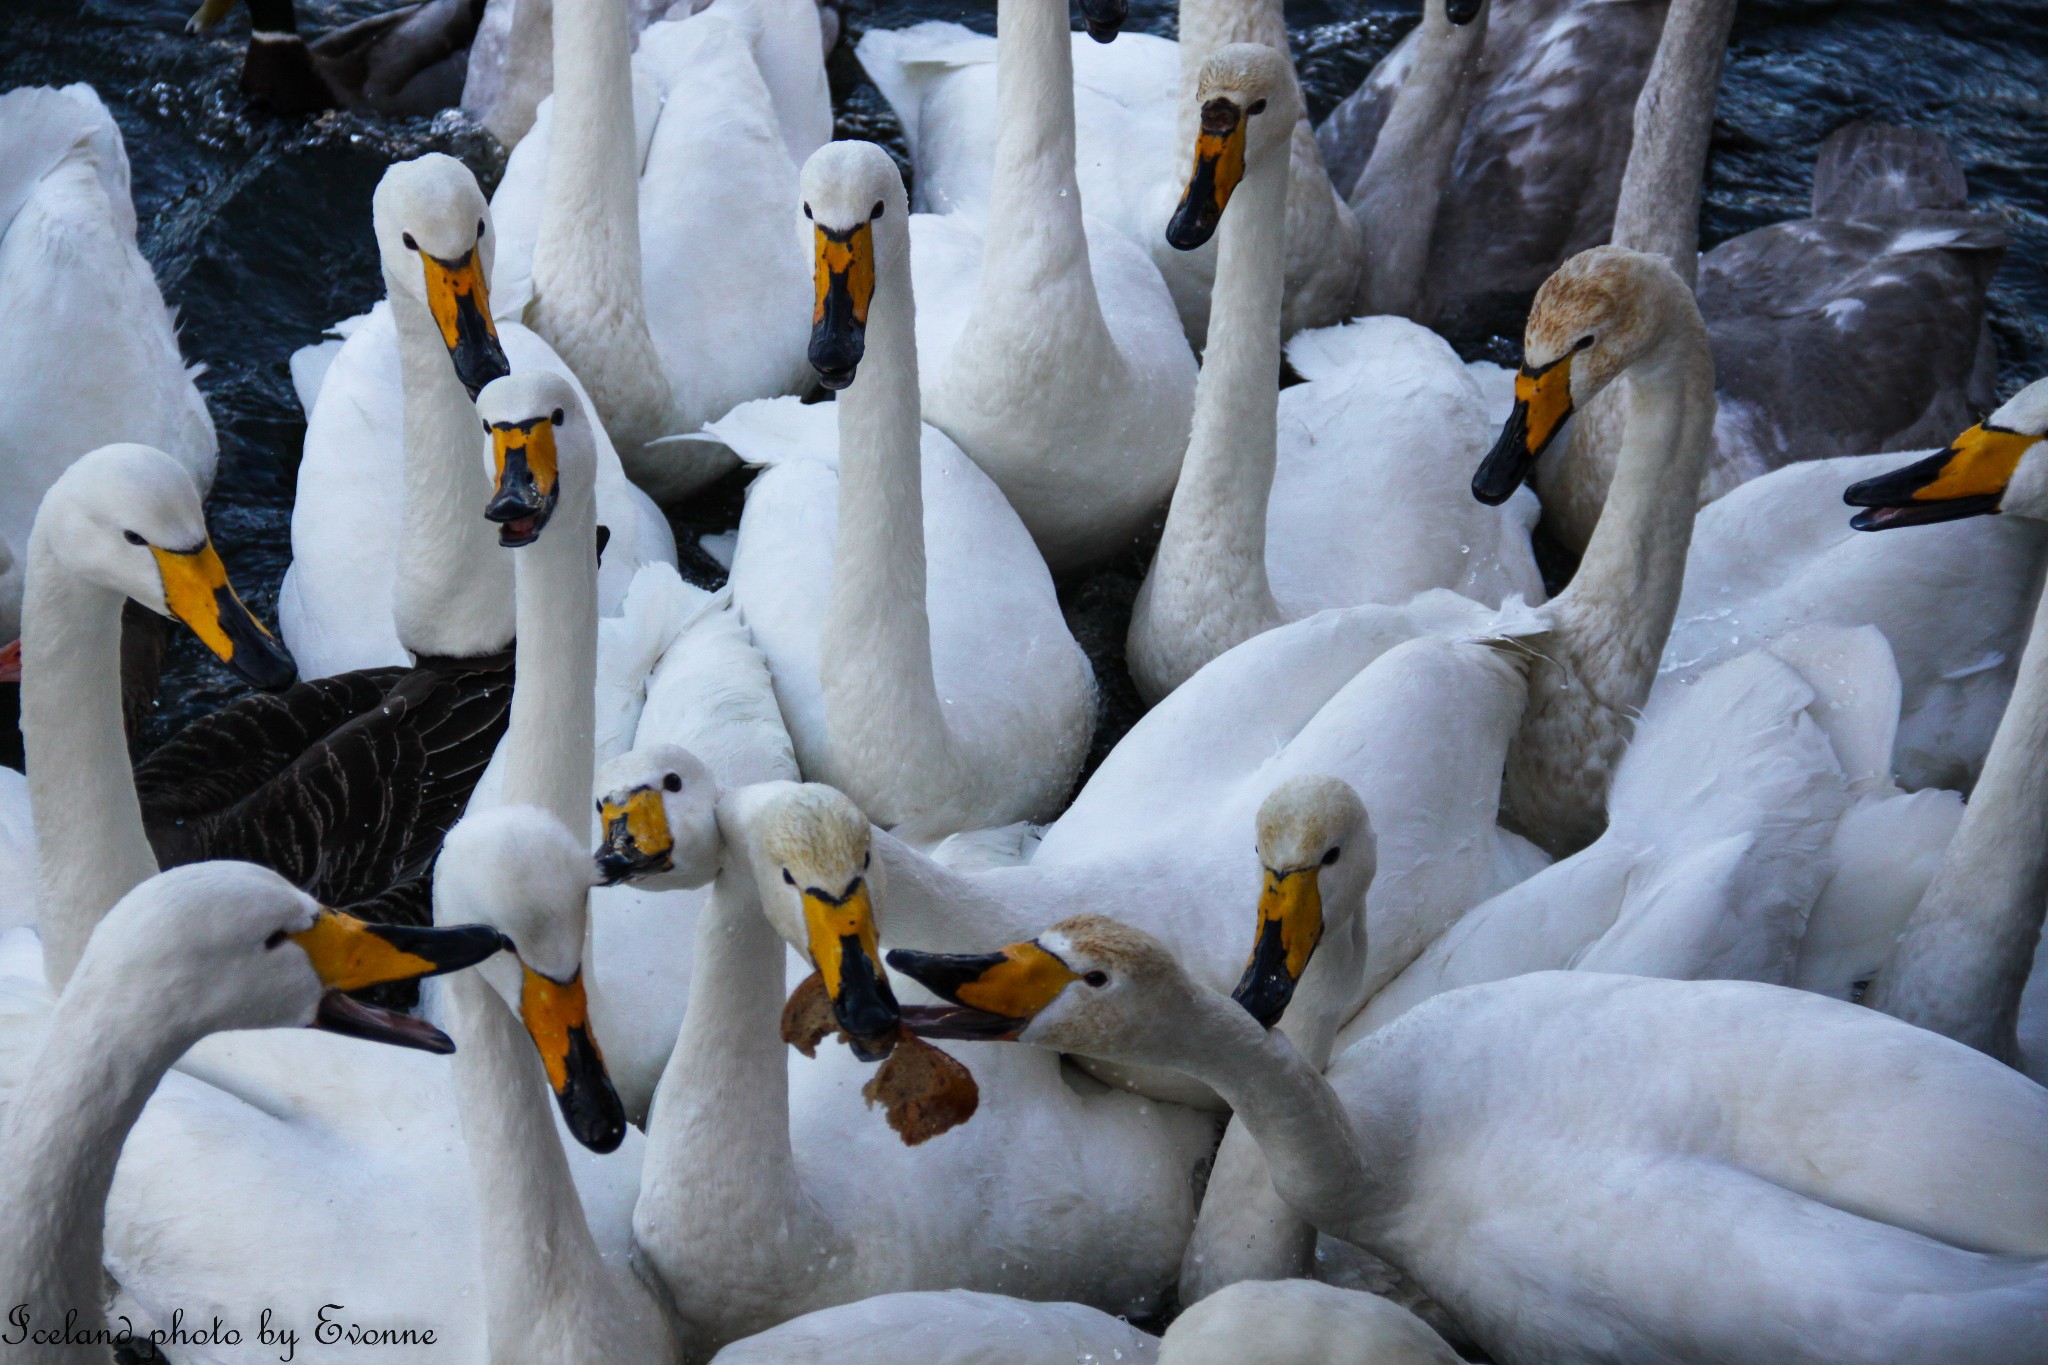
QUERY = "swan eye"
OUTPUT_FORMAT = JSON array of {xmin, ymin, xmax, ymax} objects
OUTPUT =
[
  {"xmin": 477, "ymin": 218, "xmax": 486, "ymax": 239},
  {"xmin": 122, "ymin": 530, "xmax": 147, "ymax": 546},
  {"xmin": 264, "ymin": 929, "xmax": 289, "ymax": 950},
  {"xmin": 1247, "ymin": 98, "xmax": 1267, "ymax": 116},
  {"xmin": 1083, "ymin": 970, "xmax": 1109, "ymax": 988},
  {"xmin": 1322, "ymin": 846, "xmax": 1341, "ymax": 866},
  {"xmin": 402, "ymin": 231, "xmax": 419, "ymax": 252},
  {"xmin": 782, "ymin": 867, "xmax": 797, "ymax": 886},
  {"xmin": 802, "ymin": 203, "xmax": 813, "ymax": 220},
  {"xmin": 552, "ymin": 407, "xmax": 567, "ymax": 426},
  {"xmin": 662, "ymin": 773, "xmax": 682, "ymax": 793},
  {"xmin": 871, "ymin": 200, "xmax": 885, "ymax": 220},
  {"xmin": 1575, "ymin": 335, "xmax": 1594, "ymax": 351}
]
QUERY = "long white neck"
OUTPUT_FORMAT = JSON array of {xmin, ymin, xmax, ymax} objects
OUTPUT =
[
  {"xmin": 390, "ymin": 289, "xmax": 517, "ymax": 660},
  {"xmin": 1348, "ymin": 0, "xmax": 1489, "ymax": 319},
  {"xmin": 633, "ymin": 811, "xmax": 838, "ymax": 1344},
  {"xmin": 0, "ymin": 975, "xmax": 187, "ymax": 1356},
  {"xmin": 1128, "ymin": 129, "xmax": 1288, "ymax": 701},
  {"xmin": 500, "ymin": 493, "xmax": 599, "ymax": 831},
  {"xmin": 1608, "ymin": 0, "xmax": 1738, "ymax": 290},
  {"xmin": 21, "ymin": 535, "xmax": 159, "ymax": 987},
  {"xmin": 1865, "ymin": 581, "xmax": 2048, "ymax": 1060},
  {"xmin": 528, "ymin": 0, "xmax": 673, "ymax": 459},
  {"xmin": 443, "ymin": 968, "xmax": 674, "ymax": 1361},
  {"xmin": 973, "ymin": 0, "xmax": 1114, "ymax": 351},
  {"xmin": 818, "ymin": 223, "xmax": 962, "ymax": 831}
]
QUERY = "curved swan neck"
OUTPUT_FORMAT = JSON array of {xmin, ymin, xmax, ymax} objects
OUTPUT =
[
  {"xmin": 1608, "ymin": 0, "xmax": 1738, "ymax": 290},
  {"xmin": 1865, "ymin": 583, "xmax": 2048, "ymax": 1061},
  {"xmin": 0, "ymin": 978, "xmax": 186, "ymax": 1345},
  {"xmin": 501, "ymin": 496, "xmax": 599, "ymax": 830},
  {"xmin": 1349, "ymin": 0, "xmax": 1489, "ymax": 319},
  {"xmin": 819, "ymin": 218, "xmax": 959, "ymax": 827},
  {"xmin": 390, "ymin": 293, "xmax": 517, "ymax": 659},
  {"xmin": 634, "ymin": 813, "xmax": 833, "ymax": 1336},
  {"xmin": 21, "ymin": 535, "xmax": 159, "ymax": 987}
]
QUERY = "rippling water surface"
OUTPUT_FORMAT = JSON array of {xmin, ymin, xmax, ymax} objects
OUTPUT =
[{"xmin": 5, "ymin": 0, "xmax": 2045, "ymax": 748}]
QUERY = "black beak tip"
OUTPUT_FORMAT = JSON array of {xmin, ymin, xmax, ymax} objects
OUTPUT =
[
  {"xmin": 813, "ymin": 365, "xmax": 857, "ymax": 392},
  {"xmin": 1165, "ymin": 214, "xmax": 1216, "ymax": 253},
  {"xmin": 234, "ymin": 645, "xmax": 299, "ymax": 693},
  {"xmin": 1446, "ymin": 0, "xmax": 1483, "ymax": 23},
  {"xmin": 558, "ymin": 1028, "xmax": 629, "ymax": 1153}
]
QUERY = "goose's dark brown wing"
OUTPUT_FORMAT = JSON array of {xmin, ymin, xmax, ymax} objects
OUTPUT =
[
  {"xmin": 136, "ymin": 652, "xmax": 512, "ymax": 912},
  {"xmin": 313, "ymin": 0, "xmax": 488, "ymax": 115}
]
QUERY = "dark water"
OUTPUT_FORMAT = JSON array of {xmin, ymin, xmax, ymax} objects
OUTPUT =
[{"xmin": 5, "ymin": 0, "xmax": 2046, "ymax": 752}]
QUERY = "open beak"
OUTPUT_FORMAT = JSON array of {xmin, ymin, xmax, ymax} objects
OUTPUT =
[
  {"xmin": 1167, "ymin": 97, "xmax": 1248, "ymax": 252},
  {"xmin": 1231, "ymin": 864, "xmax": 1325, "ymax": 1029},
  {"xmin": 150, "ymin": 541, "xmax": 297, "ymax": 692},
  {"xmin": 797, "ymin": 875, "xmax": 901, "ymax": 1061},
  {"xmin": 595, "ymin": 787, "xmax": 673, "ymax": 885},
  {"xmin": 421, "ymin": 247, "xmax": 509, "ymax": 401},
  {"xmin": 1472, "ymin": 352, "xmax": 1574, "ymax": 506},
  {"xmin": 1077, "ymin": 0, "xmax": 1127, "ymax": 42},
  {"xmin": 521, "ymin": 966, "xmax": 627, "ymax": 1153},
  {"xmin": 1844, "ymin": 423, "xmax": 2040, "ymax": 531},
  {"xmin": 485, "ymin": 413, "xmax": 561, "ymax": 547},
  {"xmin": 886, "ymin": 939, "xmax": 1079, "ymax": 1042},
  {"xmin": 809, "ymin": 220, "xmax": 876, "ymax": 391},
  {"xmin": 292, "ymin": 911, "xmax": 509, "ymax": 1054}
]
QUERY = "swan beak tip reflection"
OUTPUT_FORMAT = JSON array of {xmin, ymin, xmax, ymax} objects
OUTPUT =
[
  {"xmin": 796, "ymin": 874, "xmax": 901, "ymax": 1061},
  {"xmin": 1168, "ymin": 98, "xmax": 1248, "ymax": 252},
  {"xmin": 421, "ymin": 246, "xmax": 509, "ymax": 401},
  {"xmin": 809, "ymin": 219, "xmax": 875, "ymax": 391},
  {"xmin": 1230, "ymin": 864, "xmax": 1325, "ymax": 1030},
  {"xmin": 484, "ymin": 412, "xmax": 562, "ymax": 548},
  {"xmin": 887, "ymin": 940, "xmax": 1080, "ymax": 1041},
  {"xmin": 522, "ymin": 966, "xmax": 628, "ymax": 1153},
  {"xmin": 1077, "ymin": 0, "xmax": 1127, "ymax": 43},
  {"xmin": 1473, "ymin": 353, "xmax": 1575, "ymax": 506},
  {"xmin": 292, "ymin": 912, "xmax": 510, "ymax": 1055},
  {"xmin": 595, "ymin": 787, "xmax": 674, "ymax": 885},
  {"xmin": 150, "ymin": 540, "xmax": 298, "ymax": 692},
  {"xmin": 1844, "ymin": 422, "xmax": 2040, "ymax": 531}
]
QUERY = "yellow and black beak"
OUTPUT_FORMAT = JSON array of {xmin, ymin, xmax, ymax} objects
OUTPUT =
[
  {"xmin": 421, "ymin": 246, "xmax": 510, "ymax": 401},
  {"xmin": 1473, "ymin": 352, "xmax": 1576, "ymax": 506},
  {"xmin": 484, "ymin": 411, "xmax": 561, "ymax": 547},
  {"xmin": 809, "ymin": 219, "xmax": 876, "ymax": 391},
  {"xmin": 1231, "ymin": 863, "xmax": 1325, "ymax": 1029},
  {"xmin": 292, "ymin": 910, "xmax": 509, "ymax": 1054},
  {"xmin": 886, "ymin": 939, "xmax": 1080, "ymax": 1042},
  {"xmin": 795, "ymin": 873, "xmax": 900, "ymax": 1061},
  {"xmin": 150, "ymin": 540, "xmax": 297, "ymax": 692},
  {"xmin": 186, "ymin": 0, "xmax": 235, "ymax": 32},
  {"xmin": 521, "ymin": 965, "xmax": 627, "ymax": 1153},
  {"xmin": 1168, "ymin": 97, "xmax": 1249, "ymax": 252},
  {"xmin": 595, "ymin": 786, "xmax": 673, "ymax": 885},
  {"xmin": 1077, "ymin": 0, "xmax": 1127, "ymax": 42},
  {"xmin": 1844, "ymin": 422, "xmax": 2041, "ymax": 531}
]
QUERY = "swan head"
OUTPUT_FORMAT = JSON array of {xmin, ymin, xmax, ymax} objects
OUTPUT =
[
  {"xmin": 800, "ymin": 141, "xmax": 909, "ymax": 392},
  {"xmin": 1167, "ymin": 44, "xmax": 1299, "ymax": 251},
  {"xmin": 593, "ymin": 744, "xmax": 723, "ymax": 890},
  {"xmin": 477, "ymin": 372, "xmax": 594, "ymax": 548},
  {"xmin": 1233, "ymin": 775, "xmax": 1373, "ymax": 1029},
  {"xmin": 75, "ymin": 860, "xmax": 505, "ymax": 1056},
  {"xmin": 373, "ymin": 154, "xmax": 509, "ymax": 400},
  {"xmin": 31, "ymin": 444, "xmax": 296, "ymax": 692},
  {"xmin": 1473, "ymin": 246, "xmax": 1694, "ymax": 505},
  {"xmin": 437, "ymin": 807, "xmax": 628, "ymax": 1153},
  {"xmin": 749, "ymin": 782, "xmax": 902, "ymax": 1061},
  {"xmin": 1845, "ymin": 375, "xmax": 2048, "ymax": 529}
]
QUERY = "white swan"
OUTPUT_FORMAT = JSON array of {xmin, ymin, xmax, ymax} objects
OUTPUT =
[
  {"xmin": 716, "ymin": 140, "xmax": 1094, "ymax": 838},
  {"xmin": 282, "ymin": 153, "xmax": 674, "ymax": 679},
  {"xmin": 894, "ymin": 919, "xmax": 2048, "ymax": 1364},
  {"xmin": 1159, "ymin": 1280, "xmax": 1459, "ymax": 1365},
  {"xmin": 0, "ymin": 860, "xmax": 504, "ymax": 1362},
  {"xmin": 858, "ymin": 0, "xmax": 1362, "ymax": 343},
  {"xmin": 708, "ymin": 1291, "xmax": 1162, "ymax": 1364},
  {"xmin": 1843, "ymin": 377, "xmax": 2048, "ymax": 1065},
  {"xmin": 483, "ymin": 0, "xmax": 823, "ymax": 498},
  {"xmin": 894, "ymin": 0, "xmax": 1197, "ymax": 570},
  {"xmin": 1127, "ymin": 45, "xmax": 1540, "ymax": 701},
  {"xmin": 0, "ymin": 84, "xmax": 214, "ymax": 642}
]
